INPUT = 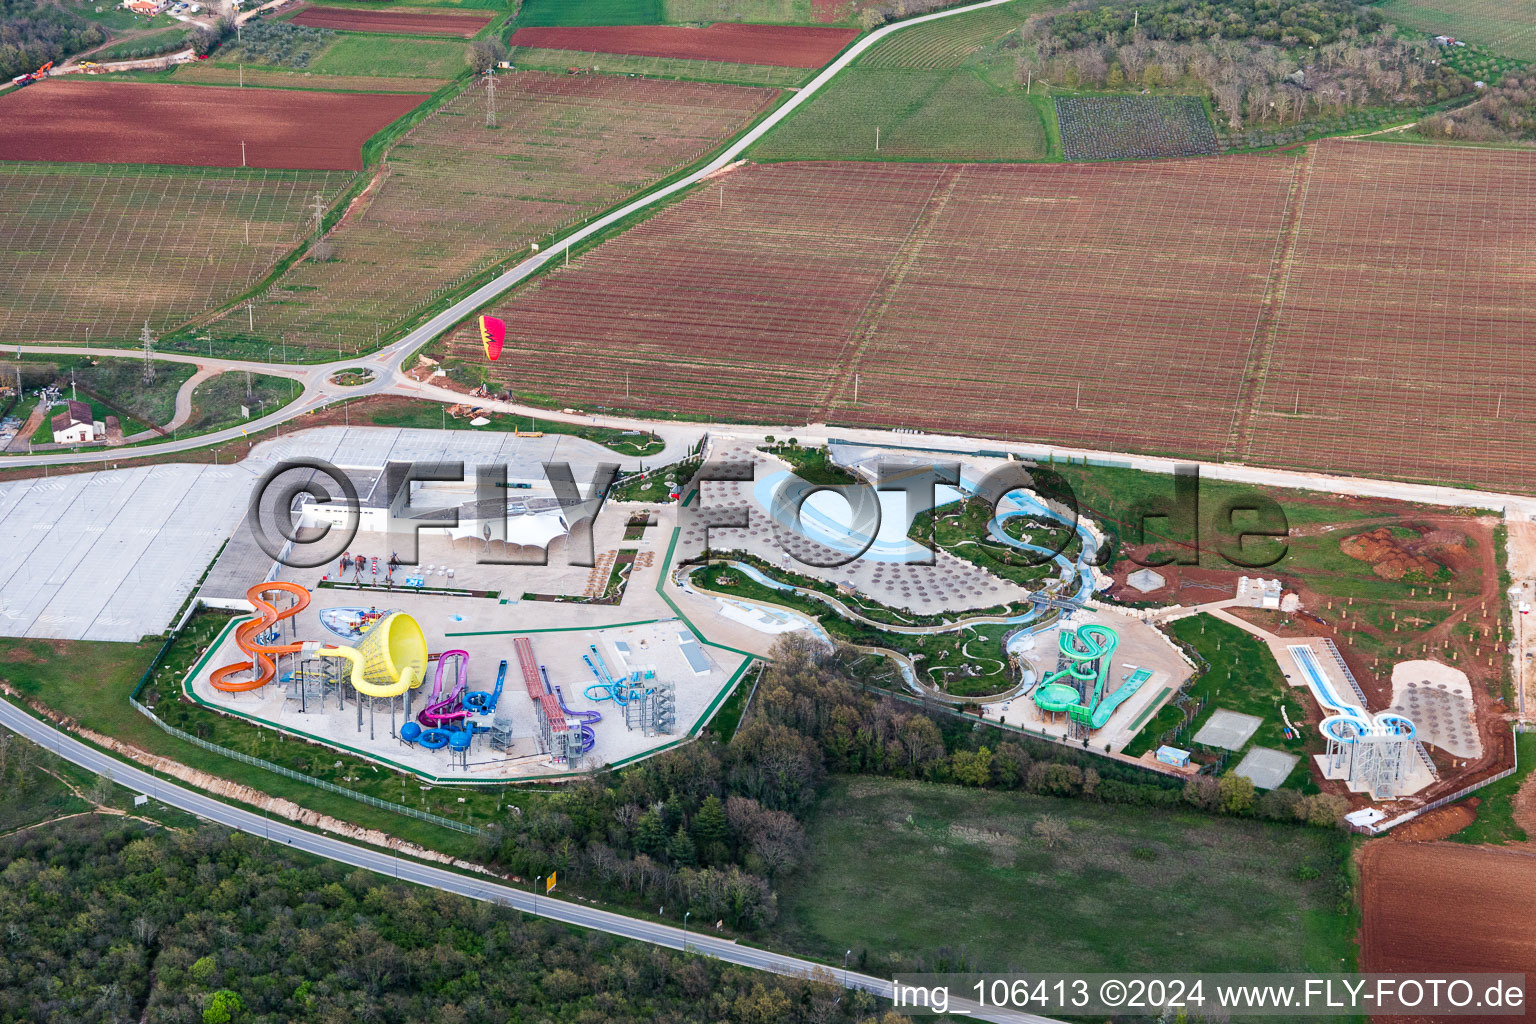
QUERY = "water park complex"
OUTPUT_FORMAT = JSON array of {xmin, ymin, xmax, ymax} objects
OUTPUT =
[{"xmin": 1, "ymin": 420, "xmax": 1465, "ymax": 811}]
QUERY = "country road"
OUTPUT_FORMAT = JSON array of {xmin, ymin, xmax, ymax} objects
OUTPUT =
[{"xmin": 0, "ymin": 699, "xmax": 1063, "ymax": 1024}]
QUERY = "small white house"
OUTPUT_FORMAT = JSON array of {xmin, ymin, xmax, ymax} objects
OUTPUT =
[{"xmin": 51, "ymin": 400, "xmax": 102, "ymax": 444}]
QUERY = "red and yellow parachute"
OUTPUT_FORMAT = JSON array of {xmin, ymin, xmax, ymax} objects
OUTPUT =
[{"xmin": 478, "ymin": 315, "xmax": 505, "ymax": 361}]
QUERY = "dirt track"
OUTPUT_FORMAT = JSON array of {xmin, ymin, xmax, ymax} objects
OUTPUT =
[
  {"xmin": 289, "ymin": 5, "xmax": 493, "ymax": 37},
  {"xmin": 0, "ymin": 81, "xmax": 427, "ymax": 170},
  {"xmin": 509, "ymin": 23, "xmax": 858, "ymax": 67},
  {"xmin": 1359, "ymin": 841, "xmax": 1536, "ymax": 1021}
]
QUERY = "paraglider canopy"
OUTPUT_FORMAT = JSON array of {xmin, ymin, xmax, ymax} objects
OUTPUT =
[{"xmin": 479, "ymin": 315, "xmax": 505, "ymax": 361}]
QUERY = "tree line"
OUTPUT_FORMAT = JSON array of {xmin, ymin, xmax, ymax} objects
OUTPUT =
[
  {"xmin": 0, "ymin": 0, "xmax": 107, "ymax": 79},
  {"xmin": 1013, "ymin": 0, "xmax": 1470, "ymax": 130}
]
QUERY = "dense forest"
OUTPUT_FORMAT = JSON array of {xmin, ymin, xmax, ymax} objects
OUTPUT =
[
  {"xmin": 0, "ymin": 0, "xmax": 107, "ymax": 79},
  {"xmin": 483, "ymin": 636, "xmax": 1350, "ymax": 932},
  {"xmin": 1014, "ymin": 0, "xmax": 1470, "ymax": 129},
  {"xmin": 0, "ymin": 808, "xmax": 897, "ymax": 1024}
]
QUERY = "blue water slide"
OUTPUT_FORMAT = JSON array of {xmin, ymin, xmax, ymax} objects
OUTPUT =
[{"xmin": 465, "ymin": 658, "xmax": 507, "ymax": 715}]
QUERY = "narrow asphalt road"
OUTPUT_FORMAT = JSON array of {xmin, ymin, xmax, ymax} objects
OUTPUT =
[{"xmin": 0, "ymin": 699, "xmax": 1062, "ymax": 1024}]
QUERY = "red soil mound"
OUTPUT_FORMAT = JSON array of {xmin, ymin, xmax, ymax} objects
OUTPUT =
[
  {"xmin": 509, "ymin": 23, "xmax": 857, "ymax": 67},
  {"xmin": 1339, "ymin": 527, "xmax": 1446, "ymax": 580},
  {"xmin": 0, "ymin": 81, "xmax": 426, "ymax": 170},
  {"xmin": 289, "ymin": 6, "xmax": 493, "ymax": 37}
]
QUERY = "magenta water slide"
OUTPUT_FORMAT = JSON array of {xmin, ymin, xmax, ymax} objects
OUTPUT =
[{"xmin": 419, "ymin": 649, "xmax": 471, "ymax": 728}]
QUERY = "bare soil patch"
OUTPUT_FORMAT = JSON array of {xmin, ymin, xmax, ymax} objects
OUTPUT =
[
  {"xmin": 509, "ymin": 23, "xmax": 857, "ymax": 66},
  {"xmin": 1384, "ymin": 799, "xmax": 1477, "ymax": 841},
  {"xmin": 0, "ymin": 81, "xmax": 426, "ymax": 170},
  {"xmin": 290, "ymin": 5, "xmax": 493, "ymax": 37},
  {"xmin": 1359, "ymin": 840, "xmax": 1536, "ymax": 1021}
]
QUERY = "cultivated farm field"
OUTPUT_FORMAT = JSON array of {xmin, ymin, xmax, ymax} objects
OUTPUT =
[
  {"xmin": 507, "ymin": 24, "xmax": 856, "ymax": 67},
  {"xmin": 451, "ymin": 140, "xmax": 1536, "ymax": 495},
  {"xmin": 210, "ymin": 32, "xmax": 468, "ymax": 81},
  {"xmin": 0, "ymin": 81, "xmax": 426, "ymax": 171},
  {"xmin": 446, "ymin": 156, "xmax": 1297, "ymax": 452},
  {"xmin": 0, "ymin": 162, "xmax": 353, "ymax": 344},
  {"xmin": 1378, "ymin": 0, "xmax": 1536, "ymax": 60},
  {"xmin": 508, "ymin": 47, "xmax": 806, "ymax": 86},
  {"xmin": 1240, "ymin": 141, "xmax": 1536, "ymax": 492},
  {"xmin": 857, "ymin": 2, "xmax": 1031, "ymax": 68},
  {"xmin": 664, "ymin": 0, "xmax": 815, "ymax": 22},
  {"xmin": 518, "ymin": 0, "xmax": 662, "ymax": 25},
  {"xmin": 288, "ymin": 6, "xmax": 494, "ymax": 36},
  {"xmin": 1055, "ymin": 95, "xmax": 1217, "ymax": 160},
  {"xmin": 208, "ymin": 72, "xmax": 777, "ymax": 357},
  {"xmin": 173, "ymin": 65, "xmax": 447, "ymax": 92},
  {"xmin": 752, "ymin": 68, "xmax": 1049, "ymax": 161},
  {"xmin": 1359, "ymin": 841, "xmax": 1536, "ymax": 978}
]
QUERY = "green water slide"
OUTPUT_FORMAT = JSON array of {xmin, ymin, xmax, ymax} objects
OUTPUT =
[{"xmin": 1032, "ymin": 624, "xmax": 1152, "ymax": 730}]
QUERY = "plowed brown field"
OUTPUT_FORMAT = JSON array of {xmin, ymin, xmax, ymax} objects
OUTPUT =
[
  {"xmin": 508, "ymin": 23, "xmax": 857, "ymax": 66},
  {"xmin": 289, "ymin": 6, "xmax": 493, "ymax": 36},
  {"xmin": 0, "ymin": 81, "xmax": 426, "ymax": 170},
  {"xmin": 1359, "ymin": 840, "xmax": 1536, "ymax": 1022}
]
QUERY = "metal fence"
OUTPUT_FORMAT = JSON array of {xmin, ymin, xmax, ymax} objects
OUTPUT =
[
  {"xmin": 1369, "ymin": 723, "xmax": 1525, "ymax": 834},
  {"xmin": 129, "ymin": 628, "xmax": 486, "ymax": 837}
]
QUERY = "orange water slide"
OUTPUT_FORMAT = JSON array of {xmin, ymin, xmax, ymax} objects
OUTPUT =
[{"xmin": 209, "ymin": 582, "xmax": 312, "ymax": 693}]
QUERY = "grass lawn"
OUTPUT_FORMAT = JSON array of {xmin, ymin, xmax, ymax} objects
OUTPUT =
[
  {"xmin": 689, "ymin": 561, "xmax": 1018, "ymax": 695},
  {"xmin": 307, "ymin": 33, "xmax": 469, "ymax": 77},
  {"xmin": 1125, "ymin": 614, "xmax": 1318, "ymax": 790},
  {"xmin": 753, "ymin": 67, "xmax": 1049, "ymax": 162},
  {"xmin": 0, "ymin": 741, "xmax": 91, "ymax": 835},
  {"xmin": 663, "ymin": 0, "xmax": 815, "ymax": 23},
  {"xmin": 508, "ymin": 46, "xmax": 808, "ymax": 87},
  {"xmin": 94, "ymin": 25, "xmax": 190, "ymax": 60},
  {"xmin": 909, "ymin": 498, "xmax": 1061, "ymax": 590},
  {"xmin": 362, "ymin": 396, "xmax": 665, "ymax": 456},
  {"xmin": 1377, "ymin": 0, "xmax": 1536, "ymax": 60},
  {"xmin": 705, "ymin": 664, "xmax": 756, "ymax": 741},
  {"xmin": 610, "ymin": 455, "xmax": 699, "ymax": 502},
  {"xmin": 518, "ymin": 0, "xmax": 663, "ymax": 26},
  {"xmin": 777, "ymin": 776, "xmax": 1356, "ymax": 975},
  {"xmin": 1450, "ymin": 729, "xmax": 1535, "ymax": 844},
  {"xmin": 759, "ymin": 442, "xmax": 857, "ymax": 485},
  {"xmin": 177, "ymin": 371, "xmax": 300, "ymax": 437}
]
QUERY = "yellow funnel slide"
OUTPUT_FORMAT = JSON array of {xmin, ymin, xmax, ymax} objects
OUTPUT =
[{"xmin": 318, "ymin": 612, "xmax": 428, "ymax": 698}]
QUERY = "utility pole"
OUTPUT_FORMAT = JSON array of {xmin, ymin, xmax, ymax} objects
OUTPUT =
[
  {"xmin": 853, "ymin": 372, "xmax": 860, "ymax": 405},
  {"xmin": 875, "ymin": 125, "xmax": 880, "ymax": 151},
  {"xmin": 309, "ymin": 191, "xmax": 327, "ymax": 245},
  {"xmin": 139, "ymin": 321, "xmax": 156, "ymax": 385},
  {"xmin": 241, "ymin": 139, "xmax": 246, "ymax": 167},
  {"xmin": 484, "ymin": 66, "xmax": 497, "ymax": 128}
]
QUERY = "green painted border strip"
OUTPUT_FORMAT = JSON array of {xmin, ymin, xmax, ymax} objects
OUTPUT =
[
  {"xmin": 1127, "ymin": 686, "xmax": 1172, "ymax": 733},
  {"xmin": 654, "ymin": 526, "xmax": 758, "ymax": 659},
  {"xmin": 167, "ymin": 556, "xmax": 758, "ymax": 787},
  {"xmin": 446, "ymin": 618, "xmax": 658, "ymax": 637}
]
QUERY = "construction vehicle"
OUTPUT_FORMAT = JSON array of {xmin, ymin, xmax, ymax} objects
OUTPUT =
[{"xmin": 10, "ymin": 61, "xmax": 53, "ymax": 87}]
